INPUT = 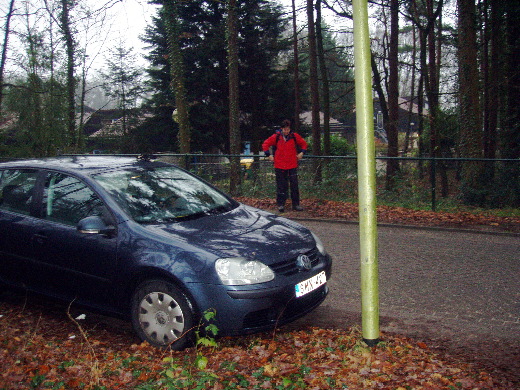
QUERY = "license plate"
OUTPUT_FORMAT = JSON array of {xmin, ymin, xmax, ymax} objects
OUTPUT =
[{"xmin": 295, "ymin": 271, "xmax": 326, "ymax": 298}]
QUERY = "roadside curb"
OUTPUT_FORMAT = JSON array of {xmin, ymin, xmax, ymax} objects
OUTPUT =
[{"xmin": 283, "ymin": 215, "xmax": 520, "ymax": 238}]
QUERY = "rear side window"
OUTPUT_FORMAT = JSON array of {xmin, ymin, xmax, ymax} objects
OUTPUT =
[
  {"xmin": 0, "ymin": 169, "xmax": 39, "ymax": 215},
  {"xmin": 42, "ymin": 172, "xmax": 108, "ymax": 226}
]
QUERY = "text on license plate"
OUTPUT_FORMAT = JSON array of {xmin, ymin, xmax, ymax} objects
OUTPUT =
[{"xmin": 295, "ymin": 271, "xmax": 326, "ymax": 298}]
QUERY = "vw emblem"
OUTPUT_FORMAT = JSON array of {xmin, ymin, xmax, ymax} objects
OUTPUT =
[{"xmin": 296, "ymin": 254, "xmax": 312, "ymax": 270}]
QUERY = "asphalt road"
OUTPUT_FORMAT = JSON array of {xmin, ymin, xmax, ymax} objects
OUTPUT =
[{"xmin": 287, "ymin": 219, "xmax": 520, "ymax": 386}]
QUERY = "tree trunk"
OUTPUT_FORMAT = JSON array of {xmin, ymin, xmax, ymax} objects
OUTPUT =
[
  {"xmin": 371, "ymin": 54, "xmax": 389, "ymax": 141},
  {"xmin": 0, "ymin": 0, "xmax": 15, "ymax": 120},
  {"xmin": 403, "ymin": 23, "xmax": 417, "ymax": 157},
  {"xmin": 426, "ymin": 0, "xmax": 440, "ymax": 198},
  {"xmin": 316, "ymin": 0, "xmax": 330, "ymax": 156},
  {"xmin": 227, "ymin": 0, "xmax": 241, "ymax": 196},
  {"xmin": 458, "ymin": 0, "xmax": 485, "ymax": 205},
  {"xmin": 163, "ymin": 1, "xmax": 191, "ymax": 159},
  {"xmin": 292, "ymin": 0, "xmax": 301, "ymax": 133},
  {"xmin": 484, "ymin": 0, "xmax": 500, "ymax": 160},
  {"xmin": 499, "ymin": 0, "xmax": 520, "ymax": 205},
  {"xmin": 502, "ymin": 0, "xmax": 520, "ymax": 160},
  {"xmin": 77, "ymin": 60, "xmax": 87, "ymax": 150},
  {"xmin": 409, "ymin": 0, "xmax": 443, "ymax": 182},
  {"xmin": 307, "ymin": 0, "xmax": 321, "ymax": 183},
  {"xmin": 386, "ymin": 0, "xmax": 400, "ymax": 190},
  {"xmin": 435, "ymin": 10, "xmax": 448, "ymax": 198},
  {"xmin": 417, "ymin": 66, "xmax": 425, "ymax": 177},
  {"xmin": 59, "ymin": 0, "xmax": 76, "ymax": 150}
]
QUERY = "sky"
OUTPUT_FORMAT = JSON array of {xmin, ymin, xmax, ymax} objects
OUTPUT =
[
  {"xmin": 106, "ymin": 0, "xmax": 159, "ymax": 50},
  {"xmin": 87, "ymin": 0, "xmax": 160, "ymax": 69},
  {"xmin": 0, "ymin": 0, "xmax": 158, "ymax": 73}
]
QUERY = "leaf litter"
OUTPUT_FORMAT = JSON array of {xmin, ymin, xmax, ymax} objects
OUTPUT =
[
  {"xmin": 236, "ymin": 197, "xmax": 520, "ymax": 233},
  {"xmin": 0, "ymin": 290, "xmax": 513, "ymax": 389}
]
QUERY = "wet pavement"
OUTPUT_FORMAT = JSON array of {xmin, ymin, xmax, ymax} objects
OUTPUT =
[{"xmin": 287, "ymin": 219, "xmax": 520, "ymax": 386}]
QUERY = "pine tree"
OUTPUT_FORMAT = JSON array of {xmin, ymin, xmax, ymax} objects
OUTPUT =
[
  {"xmin": 101, "ymin": 44, "xmax": 144, "ymax": 141},
  {"xmin": 142, "ymin": 0, "xmax": 290, "ymax": 153}
]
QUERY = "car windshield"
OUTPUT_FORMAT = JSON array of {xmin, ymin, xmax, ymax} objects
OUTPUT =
[{"xmin": 93, "ymin": 165, "xmax": 236, "ymax": 223}]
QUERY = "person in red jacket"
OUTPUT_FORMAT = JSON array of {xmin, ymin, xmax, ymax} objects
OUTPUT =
[{"xmin": 262, "ymin": 119, "xmax": 307, "ymax": 212}]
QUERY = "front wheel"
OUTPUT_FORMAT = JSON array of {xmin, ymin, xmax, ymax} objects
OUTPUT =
[{"xmin": 131, "ymin": 280, "xmax": 195, "ymax": 349}]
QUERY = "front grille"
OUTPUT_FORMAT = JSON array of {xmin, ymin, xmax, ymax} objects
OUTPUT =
[
  {"xmin": 242, "ymin": 308, "xmax": 274, "ymax": 329},
  {"xmin": 241, "ymin": 285, "xmax": 327, "ymax": 329},
  {"xmin": 281, "ymin": 285, "xmax": 327, "ymax": 320},
  {"xmin": 270, "ymin": 247, "xmax": 320, "ymax": 276}
]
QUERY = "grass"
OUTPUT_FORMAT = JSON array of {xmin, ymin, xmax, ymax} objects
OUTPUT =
[{"xmin": 203, "ymin": 161, "xmax": 519, "ymax": 218}]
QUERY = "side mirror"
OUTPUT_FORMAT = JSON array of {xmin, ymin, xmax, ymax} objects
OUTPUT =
[{"xmin": 77, "ymin": 216, "xmax": 116, "ymax": 237}]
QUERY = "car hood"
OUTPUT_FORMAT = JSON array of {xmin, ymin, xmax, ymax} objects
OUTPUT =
[{"xmin": 145, "ymin": 204, "xmax": 315, "ymax": 262}]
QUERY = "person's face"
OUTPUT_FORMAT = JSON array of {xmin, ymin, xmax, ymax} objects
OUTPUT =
[{"xmin": 282, "ymin": 126, "xmax": 291, "ymax": 136}]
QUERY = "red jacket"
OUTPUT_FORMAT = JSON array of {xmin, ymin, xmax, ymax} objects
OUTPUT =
[{"xmin": 262, "ymin": 131, "xmax": 308, "ymax": 170}]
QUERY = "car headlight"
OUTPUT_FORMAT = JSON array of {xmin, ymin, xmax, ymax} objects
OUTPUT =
[
  {"xmin": 312, "ymin": 232, "xmax": 327, "ymax": 255},
  {"xmin": 215, "ymin": 258, "xmax": 275, "ymax": 285}
]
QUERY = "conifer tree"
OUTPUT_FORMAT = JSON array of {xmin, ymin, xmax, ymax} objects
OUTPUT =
[
  {"xmin": 101, "ymin": 44, "xmax": 144, "ymax": 138},
  {"xmin": 142, "ymin": 0, "xmax": 290, "ymax": 153}
]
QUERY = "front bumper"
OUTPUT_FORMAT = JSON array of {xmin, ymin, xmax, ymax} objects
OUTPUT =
[
  {"xmin": 187, "ymin": 254, "xmax": 332, "ymax": 335},
  {"xmin": 238, "ymin": 283, "xmax": 329, "ymax": 332}
]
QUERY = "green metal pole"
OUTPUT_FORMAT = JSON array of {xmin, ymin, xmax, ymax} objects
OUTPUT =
[{"xmin": 352, "ymin": 0, "xmax": 380, "ymax": 346}]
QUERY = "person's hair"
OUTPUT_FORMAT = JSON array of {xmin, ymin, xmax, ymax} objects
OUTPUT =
[{"xmin": 282, "ymin": 119, "xmax": 291, "ymax": 128}]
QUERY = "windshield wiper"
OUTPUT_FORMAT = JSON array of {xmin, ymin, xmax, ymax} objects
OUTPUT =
[
  {"xmin": 203, "ymin": 204, "xmax": 233, "ymax": 215},
  {"xmin": 172, "ymin": 211, "xmax": 207, "ymax": 222}
]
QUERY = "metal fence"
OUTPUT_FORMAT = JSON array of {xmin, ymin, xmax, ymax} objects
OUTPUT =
[{"xmin": 157, "ymin": 154, "xmax": 519, "ymax": 211}]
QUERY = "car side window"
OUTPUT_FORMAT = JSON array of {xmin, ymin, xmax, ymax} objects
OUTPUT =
[
  {"xmin": 42, "ymin": 172, "xmax": 109, "ymax": 226},
  {"xmin": 0, "ymin": 169, "xmax": 39, "ymax": 215}
]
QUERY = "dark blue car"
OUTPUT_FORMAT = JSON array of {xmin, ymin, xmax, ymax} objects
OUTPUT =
[{"xmin": 0, "ymin": 156, "xmax": 331, "ymax": 348}]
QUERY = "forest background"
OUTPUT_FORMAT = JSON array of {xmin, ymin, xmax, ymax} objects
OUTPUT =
[{"xmin": 0, "ymin": 0, "xmax": 519, "ymax": 210}]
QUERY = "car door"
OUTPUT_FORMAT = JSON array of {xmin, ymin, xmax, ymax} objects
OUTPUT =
[
  {"xmin": 28, "ymin": 171, "xmax": 119, "ymax": 307},
  {"xmin": 0, "ymin": 169, "xmax": 41, "ymax": 286}
]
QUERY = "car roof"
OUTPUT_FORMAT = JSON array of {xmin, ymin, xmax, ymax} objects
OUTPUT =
[{"xmin": 0, "ymin": 155, "xmax": 167, "ymax": 175}]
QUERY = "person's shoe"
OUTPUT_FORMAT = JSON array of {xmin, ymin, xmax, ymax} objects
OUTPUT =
[
  {"xmin": 293, "ymin": 205, "xmax": 303, "ymax": 211},
  {"xmin": 278, "ymin": 206, "xmax": 285, "ymax": 212}
]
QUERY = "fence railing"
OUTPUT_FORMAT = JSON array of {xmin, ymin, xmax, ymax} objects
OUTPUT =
[{"xmin": 154, "ymin": 153, "xmax": 519, "ymax": 211}]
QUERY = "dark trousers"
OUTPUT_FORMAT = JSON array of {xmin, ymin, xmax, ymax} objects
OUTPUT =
[{"xmin": 275, "ymin": 168, "xmax": 300, "ymax": 207}]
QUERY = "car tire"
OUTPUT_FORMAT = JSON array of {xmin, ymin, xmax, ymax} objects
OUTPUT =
[{"xmin": 131, "ymin": 280, "xmax": 195, "ymax": 349}]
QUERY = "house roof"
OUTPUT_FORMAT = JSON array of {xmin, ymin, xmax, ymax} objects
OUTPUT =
[
  {"xmin": 352, "ymin": 97, "xmax": 429, "ymax": 115},
  {"xmin": 396, "ymin": 97, "xmax": 427, "ymax": 115},
  {"xmin": 85, "ymin": 110, "xmax": 153, "ymax": 138},
  {"xmin": 299, "ymin": 111, "xmax": 342, "ymax": 126}
]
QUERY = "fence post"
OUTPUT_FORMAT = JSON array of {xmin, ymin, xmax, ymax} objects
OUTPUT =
[
  {"xmin": 430, "ymin": 157, "xmax": 436, "ymax": 211},
  {"xmin": 184, "ymin": 154, "xmax": 190, "ymax": 171}
]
